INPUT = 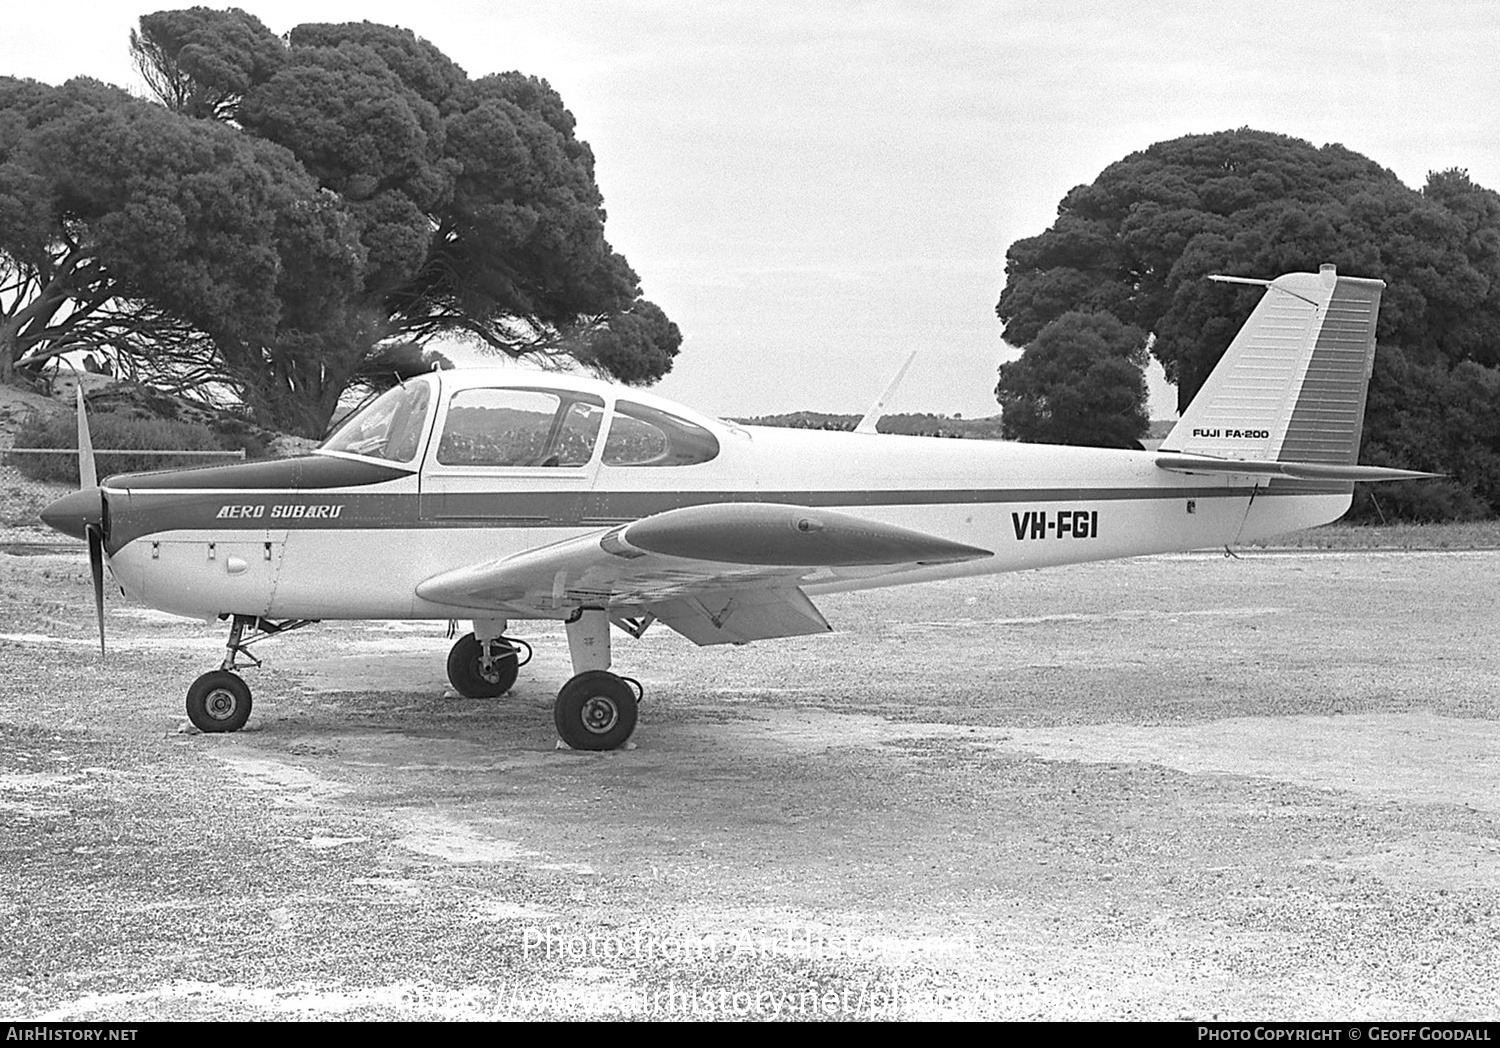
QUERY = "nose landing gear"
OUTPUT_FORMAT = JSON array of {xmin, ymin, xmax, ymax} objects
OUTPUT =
[
  {"xmin": 185, "ymin": 670, "xmax": 252, "ymax": 733},
  {"xmin": 183, "ymin": 615, "xmax": 317, "ymax": 733}
]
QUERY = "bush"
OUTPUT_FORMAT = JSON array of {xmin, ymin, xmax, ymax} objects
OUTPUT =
[
  {"xmin": 1347, "ymin": 479, "xmax": 1492, "ymax": 523},
  {"xmin": 11, "ymin": 410, "xmax": 250, "ymax": 484}
]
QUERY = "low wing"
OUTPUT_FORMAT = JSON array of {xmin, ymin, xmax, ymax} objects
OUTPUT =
[
  {"xmin": 416, "ymin": 502, "xmax": 992, "ymax": 645},
  {"xmin": 1155, "ymin": 453, "xmax": 1441, "ymax": 482}
]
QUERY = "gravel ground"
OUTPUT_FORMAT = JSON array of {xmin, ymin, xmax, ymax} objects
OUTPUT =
[{"xmin": 0, "ymin": 548, "xmax": 1496, "ymax": 1021}]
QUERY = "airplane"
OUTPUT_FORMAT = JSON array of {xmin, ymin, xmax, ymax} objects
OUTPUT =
[{"xmin": 39, "ymin": 265, "xmax": 1437, "ymax": 750}]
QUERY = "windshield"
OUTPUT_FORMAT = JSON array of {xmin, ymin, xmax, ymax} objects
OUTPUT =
[{"xmin": 320, "ymin": 379, "xmax": 433, "ymax": 464}]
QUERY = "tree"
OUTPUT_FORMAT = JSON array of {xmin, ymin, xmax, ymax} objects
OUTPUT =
[
  {"xmin": 130, "ymin": 6, "xmax": 286, "ymax": 121},
  {"xmin": 0, "ymin": 75, "xmax": 355, "ymax": 404},
  {"xmin": 117, "ymin": 10, "xmax": 678, "ymax": 435},
  {"xmin": 995, "ymin": 311, "xmax": 1148, "ymax": 447},
  {"xmin": 0, "ymin": 11, "xmax": 680, "ymax": 437},
  {"xmin": 995, "ymin": 129, "xmax": 1500, "ymax": 518},
  {"xmin": 1357, "ymin": 346, "xmax": 1500, "ymax": 521}
]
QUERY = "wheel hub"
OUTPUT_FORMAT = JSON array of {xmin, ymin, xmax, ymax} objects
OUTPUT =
[
  {"xmin": 476, "ymin": 642, "xmax": 514, "ymax": 684},
  {"xmin": 205, "ymin": 689, "xmax": 239, "ymax": 720},
  {"xmin": 580, "ymin": 695, "xmax": 619, "ymax": 734}
]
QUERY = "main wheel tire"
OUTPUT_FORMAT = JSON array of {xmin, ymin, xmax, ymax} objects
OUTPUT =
[
  {"xmin": 186, "ymin": 671, "xmax": 253, "ymax": 733},
  {"xmin": 446, "ymin": 633, "xmax": 519, "ymax": 698},
  {"xmin": 554, "ymin": 670, "xmax": 638, "ymax": 751}
]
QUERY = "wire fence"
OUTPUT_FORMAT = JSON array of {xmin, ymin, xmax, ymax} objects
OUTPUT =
[{"xmin": 0, "ymin": 447, "xmax": 246, "ymax": 550}]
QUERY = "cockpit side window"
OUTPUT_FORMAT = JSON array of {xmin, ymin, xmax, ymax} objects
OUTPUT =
[
  {"xmin": 554, "ymin": 399, "xmax": 606, "ymax": 466},
  {"xmin": 603, "ymin": 401, "xmax": 720, "ymax": 467},
  {"xmin": 437, "ymin": 388, "xmax": 605, "ymax": 467},
  {"xmin": 320, "ymin": 381, "xmax": 432, "ymax": 465}
]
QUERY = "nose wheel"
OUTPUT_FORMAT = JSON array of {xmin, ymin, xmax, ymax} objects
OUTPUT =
[
  {"xmin": 554, "ymin": 671, "xmax": 640, "ymax": 751},
  {"xmin": 185, "ymin": 670, "xmax": 253, "ymax": 733}
]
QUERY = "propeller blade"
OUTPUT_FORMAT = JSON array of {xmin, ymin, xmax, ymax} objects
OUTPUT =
[
  {"xmin": 86, "ymin": 524, "xmax": 106, "ymax": 656},
  {"xmin": 76, "ymin": 384, "xmax": 97, "ymax": 490}
]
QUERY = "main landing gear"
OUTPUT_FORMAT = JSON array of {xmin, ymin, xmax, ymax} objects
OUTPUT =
[
  {"xmin": 553, "ymin": 609, "xmax": 641, "ymax": 751},
  {"xmin": 184, "ymin": 615, "xmax": 316, "ymax": 733},
  {"xmin": 183, "ymin": 611, "xmax": 645, "ymax": 750},
  {"xmin": 445, "ymin": 618, "xmax": 533, "ymax": 699},
  {"xmin": 444, "ymin": 611, "xmax": 643, "ymax": 751}
]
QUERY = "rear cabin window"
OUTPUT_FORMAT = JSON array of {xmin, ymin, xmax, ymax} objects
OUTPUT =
[
  {"xmin": 437, "ymin": 389, "xmax": 605, "ymax": 467},
  {"xmin": 603, "ymin": 401, "xmax": 720, "ymax": 467}
]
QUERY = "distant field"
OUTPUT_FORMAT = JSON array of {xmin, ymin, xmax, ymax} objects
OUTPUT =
[{"xmin": 1250, "ymin": 520, "xmax": 1500, "ymax": 549}]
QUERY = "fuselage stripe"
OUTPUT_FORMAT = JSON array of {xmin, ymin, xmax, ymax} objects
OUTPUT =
[{"xmin": 102, "ymin": 482, "xmax": 1347, "ymax": 552}]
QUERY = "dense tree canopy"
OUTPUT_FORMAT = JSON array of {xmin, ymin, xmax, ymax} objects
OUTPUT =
[
  {"xmin": 0, "ymin": 75, "xmax": 339, "ymax": 396},
  {"xmin": 996, "ymin": 129, "xmax": 1500, "ymax": 519},
  {"xmin": 995, "ymin": 311, "xmax": 1148, "ymax": 447},
  {"xmin": 0, "ymin": 8, "xmax": 679, "ymax": 435}
]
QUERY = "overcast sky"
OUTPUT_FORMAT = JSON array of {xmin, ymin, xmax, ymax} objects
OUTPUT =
[{"xmin": 5, "ymin": 2, "xmax": 1499, "ymax": 420}]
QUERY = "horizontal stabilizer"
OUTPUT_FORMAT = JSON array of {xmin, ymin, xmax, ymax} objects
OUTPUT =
[{"xmin": 1155, "ymin": 453, "xmax": 1442, "ymax": 483}]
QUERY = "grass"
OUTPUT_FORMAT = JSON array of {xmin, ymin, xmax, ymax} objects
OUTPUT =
[{"xmin": 1248, "ymin": 520, "xmax": 1500, "ymax": 550}]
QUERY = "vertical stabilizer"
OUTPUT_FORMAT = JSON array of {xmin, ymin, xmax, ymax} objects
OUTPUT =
[{"xmin": 1161, "ymin": 265, "xmax": 1384, "ymax": 465}]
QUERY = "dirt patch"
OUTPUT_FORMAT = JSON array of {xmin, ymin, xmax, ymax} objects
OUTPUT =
[{"xmin": 987, "ymin": 713, "xmax": 1500, "ymax": 811}]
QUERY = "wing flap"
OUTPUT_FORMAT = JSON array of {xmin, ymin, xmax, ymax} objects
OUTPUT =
[{"xmin": 650, "ymin": 587, "xmax": 832, "ymax": 646}]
